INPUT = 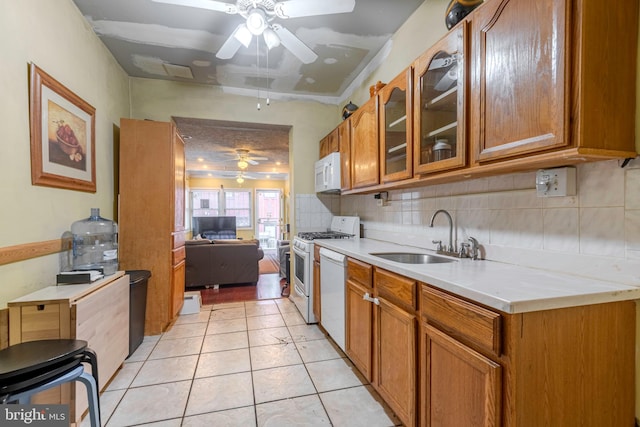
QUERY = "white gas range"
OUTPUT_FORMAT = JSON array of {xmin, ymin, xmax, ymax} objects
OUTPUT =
[{"xmin": 290, "ymin": 216, "xmax": 360, "ymax": 324}]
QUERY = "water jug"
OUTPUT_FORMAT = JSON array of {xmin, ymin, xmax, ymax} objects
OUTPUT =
[{"xmin": 71, "ymin": 208, "xmax": 118, "ymax": 275}]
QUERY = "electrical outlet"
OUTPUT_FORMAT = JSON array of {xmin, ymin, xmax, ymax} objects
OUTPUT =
[{"xmin": 536, "ymin": 166, "xmax": 576, "ymax": 197}]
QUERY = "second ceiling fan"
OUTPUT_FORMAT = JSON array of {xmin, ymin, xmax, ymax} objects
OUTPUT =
[{"xmin": 152, "ymin": 0, "xmax": 356, "ymax": 64}]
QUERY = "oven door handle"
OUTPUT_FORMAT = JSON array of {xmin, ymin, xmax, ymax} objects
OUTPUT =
[{"xmin": 292, "ymin": 245, "xmax": 307, "ymax": 258}]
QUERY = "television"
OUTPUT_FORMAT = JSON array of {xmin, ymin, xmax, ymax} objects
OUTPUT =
[{"xmin": 193, "ymin": 216, "xmax": 237, "ymax": 240}]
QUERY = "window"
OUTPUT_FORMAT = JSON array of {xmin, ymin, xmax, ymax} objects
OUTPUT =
[
  {"xmin": 190, "ymin": 188, "xmax": 252, "ymax": 230},
  {"xmin": 224, "ymin": 189, "xmax": 252, "ymax": 228}
]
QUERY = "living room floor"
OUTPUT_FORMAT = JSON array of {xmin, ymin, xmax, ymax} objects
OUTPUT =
[{"xmin": 85, "ymin": 298, "xmax": 401, "ymax": 426}]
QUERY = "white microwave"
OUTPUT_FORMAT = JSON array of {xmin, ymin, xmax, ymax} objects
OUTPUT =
[{"xmin": 314, "ymin": 152, "xmax": 341, "ymax": 193}]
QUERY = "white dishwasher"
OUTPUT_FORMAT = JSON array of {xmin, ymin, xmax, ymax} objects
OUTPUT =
[{"xmin": 319, "ymin": 247, "xmax": 347, "ymax": 351}]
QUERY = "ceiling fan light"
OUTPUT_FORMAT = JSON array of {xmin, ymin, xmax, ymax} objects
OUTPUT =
[
  {"xmin": 233, "ymin": 24, "xmax": 253, "ymax": 48},
  {"xmin": 236, "ymin": 176, "xmax": 245, "ymax": 184},
  {"xmin": 237, "ymin": 159, "xmax": 249, "ymax": 169},
  {"xmin": 246, "ymin": 8, "xmax": 267, "ymax": 36},
  {"xmin": 263, "ymin": 27, "xmax": 280, "ymax": 50}
]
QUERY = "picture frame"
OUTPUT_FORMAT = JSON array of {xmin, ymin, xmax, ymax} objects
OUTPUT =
[{"xmin": 29, "ymin": 63, "xmax": 96, "ymax": 192}]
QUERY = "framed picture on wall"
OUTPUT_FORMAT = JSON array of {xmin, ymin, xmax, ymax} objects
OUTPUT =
[{"xmin": 29, "ymin": 63, "xmax": 96, "ymax": 192}]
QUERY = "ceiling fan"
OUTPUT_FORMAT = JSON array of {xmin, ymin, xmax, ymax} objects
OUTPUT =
[
  {"xmin": 151, "ymin": 0, "xmax": 356, "ymax": 64},
  {"xmin": 225, "ymin": 148, "xmax": 268, "ymax": 169}
]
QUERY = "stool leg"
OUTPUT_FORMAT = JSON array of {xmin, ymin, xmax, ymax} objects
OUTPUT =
[
  {"xmin": 82, "ymin": 348, "xmax": 99, "ymax": 390},
  {"xmin": 4, "ymin": 365, "xmax": 85, "ymax": 405},
  {"xmin": 78, "ymin": 371, "xmax": 101, "ymax": 427}
]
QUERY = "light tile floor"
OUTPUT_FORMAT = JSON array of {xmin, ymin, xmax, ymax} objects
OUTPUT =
[{"xmin": 85, "ymin": 298, "xmax": 401, "ymax": 427}]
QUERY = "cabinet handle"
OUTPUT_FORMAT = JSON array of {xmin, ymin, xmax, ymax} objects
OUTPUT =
[{"xmin": 363, "ymin": 292, "xmax": 380, "ymax": 305}]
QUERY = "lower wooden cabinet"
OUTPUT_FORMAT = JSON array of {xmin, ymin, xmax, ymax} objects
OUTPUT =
[
  {"xmin": 376, "ymin": 295, "xmax": 417, "ymax": 427},
  {"xmin": 345, "ymin": 258, "xmax": 374, "ymax": 381},
  {"xmin": 421, "ymin": 324, "xmax": 501, "ymax": 427},
  {"xmin": 339, "ymin": 257, "xmax": 635, "ymax": 427}
]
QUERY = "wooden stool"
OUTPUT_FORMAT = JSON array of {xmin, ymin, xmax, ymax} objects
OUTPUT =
[{"xmin": 0, "ymin": 339, "xmax": 101, "ymax": 427}]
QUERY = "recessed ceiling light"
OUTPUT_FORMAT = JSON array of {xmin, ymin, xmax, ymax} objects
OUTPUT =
[
  {"xmin": 324, "ymin": 58, "xmax": 338, "ymax": 64},
  {"xmin": 275, "ymin": 161, "xmax": 281, "ymax": 166},
  {"xmin": 197, "ymin": 158, "xmax": 204, "ymax": 162}
]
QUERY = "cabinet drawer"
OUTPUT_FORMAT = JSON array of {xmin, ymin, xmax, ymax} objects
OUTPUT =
[
  {"xmin": 347, "ymin": 258, "xmax": 373, "ymax": 289},
  {"xmin": 375, "ymin": 268, "xmax": 416, "ymax": 310},
  {"xmin": 421, "ymin": 285, "xmax": 501, "ymax": 355},
  {"xmin": 173, "ymin": 245, "xmax": 186, "ymax": 264}
]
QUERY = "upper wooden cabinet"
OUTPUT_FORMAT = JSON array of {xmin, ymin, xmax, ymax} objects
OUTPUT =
[
  {"xmin": 414, "ymin": 24, "xmax": 467, "ymax": 175},
  {"xmin": 320, "ymin": 127, "xmax": 339, "ymax": 158},
  {"xmin": 350, "ymin": 96, "xmax": 380, "ymax": 189},
  {"xmin": 379, "ymin": 67, "xmax": 413, "ymax": 183},
  {"xmin": 470, "ymin": 0, "xmax": 638, "ymax": 165},
  {"xmin": 338, "ymin": 118, "xmax": 352, "ymax": 191}
]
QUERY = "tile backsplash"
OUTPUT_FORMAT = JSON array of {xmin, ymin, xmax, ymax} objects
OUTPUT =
[
  {"xmin": 295, "ymin": 194, "xmax": 340, "ymax": 232},
  {"xmin": 338, "ymin": 159, "xmax": 640, "ymax": 287}
]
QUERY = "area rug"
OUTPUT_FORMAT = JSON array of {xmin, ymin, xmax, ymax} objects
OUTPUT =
[{"xmin": 258, "ymin": 250, "xmax": 279, "ymax": 275}]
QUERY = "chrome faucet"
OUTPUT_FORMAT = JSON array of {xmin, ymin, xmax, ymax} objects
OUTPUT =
[
  {"xmin": 467, "ymin": 236, "xmax": 480, "ymax": 260},
  {"xmin": 429, "ymin": 209, "xmax": 454, "ymax": 252}
]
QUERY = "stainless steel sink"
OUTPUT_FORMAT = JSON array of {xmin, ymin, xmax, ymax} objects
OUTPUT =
[{"xmin": 369, "ymin": 252, "xmax": 457, "ymax": 264}]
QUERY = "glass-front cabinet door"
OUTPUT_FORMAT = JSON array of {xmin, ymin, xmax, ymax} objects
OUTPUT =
[
  {"xmin": 379, "ymin": 67, "xmax": 412, "ymax": 183},
  {"xmin": 413, "ymin": 24, "xmax": 466, "ymax": 175}
]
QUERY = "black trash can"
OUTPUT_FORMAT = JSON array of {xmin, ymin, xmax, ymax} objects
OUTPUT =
[{"xmin": 125, "ymin": 270, "xmax": 151, "ymax": 358}]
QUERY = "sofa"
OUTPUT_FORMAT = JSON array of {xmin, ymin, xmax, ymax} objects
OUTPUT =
[{"xmin": 185, "ymin": 239, "xmax": 264, "ymax": 288}]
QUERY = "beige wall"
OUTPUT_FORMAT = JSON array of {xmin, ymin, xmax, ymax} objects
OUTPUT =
[
  {"xmin": 128, "ymin": 78, "xmax": 338, "ymax": 237},
  {"xmin": 0, "ymin": 0, "xmax": 129, "ymax": 306}
]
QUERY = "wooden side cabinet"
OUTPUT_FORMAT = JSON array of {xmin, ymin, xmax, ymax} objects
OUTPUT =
[
  {"xmin": 8, "ymin": 273, "xmax": 129, "ymax": 425},
  {"xmin": 120, "ymin": 118, "xmax": 186, "ymax": 335}
]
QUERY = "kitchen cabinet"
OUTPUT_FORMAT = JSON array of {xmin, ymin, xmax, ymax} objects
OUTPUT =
[
  {"xmin": 338, "ymin": 118, "xmax": 352, "ymax": 191},
  {"xmin": 419, "ymin": 283, "xmax": 634, "ymax": 427},
  {"xmin": 374, "ymin": 268, "xmax": 417, "ymax": 427},
  {"xmin": 469, "ymin": 0, "xmax": 637, "ymax": 166},
  {"xmin": 350, "ymin": 96, "xmax": 379, "ymax": 189},
  {"xmin": 119, "ymin": 118, "xmax": 186, "ymax": 335},
  {"xmin": 319, "ymin": 128, "xmax": 339, "ymax": 158},
  {"xmin": 420, "ymin": 285, "xmax": 501, "ymax": 427},
  {"xmin": 414, "ymin": 24, "xmax": 467, "ymax": 175},
  {"xmin": 313, "ymin": 244, "xmax": 321, "ymax": 321},
  {"xmin": 379, "ymin": 67, "xmax": 413, "ymax": 183},
  {"xmin": 8, "ymin": 273, "xmax": 129, "ymax": 425},
  {"xmin": 344, "ymin": 258, "xmax": 374, "ymax": 381}
]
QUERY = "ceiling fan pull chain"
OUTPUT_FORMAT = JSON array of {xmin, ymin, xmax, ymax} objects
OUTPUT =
[
  {"xmin": 266, "ymin": 45, "xmax": 270, "ymax": 106},
  {"xmin": 256, "ymin": 35, "xmax": 261, "ymax": 110}
]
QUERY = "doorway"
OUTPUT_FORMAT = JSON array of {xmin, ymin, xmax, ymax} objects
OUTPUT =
[{"xmin": 255, "ymin": 189, "xmax": 282, "ymax": 249}]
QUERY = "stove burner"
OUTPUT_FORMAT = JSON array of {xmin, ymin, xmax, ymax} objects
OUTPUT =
[{"xmin": 297, "ymin": 231, "xmax": 354, "ymax": 241}]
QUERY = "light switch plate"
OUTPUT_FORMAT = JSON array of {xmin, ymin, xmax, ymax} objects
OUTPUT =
[{"xmin": 536, "ymin": 167, "xmax": 576, "ymax": 197}]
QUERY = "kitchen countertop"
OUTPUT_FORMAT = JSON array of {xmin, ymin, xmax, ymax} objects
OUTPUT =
[{"xmin": 314, "ymin": 239, "xmax": 640, "ymax": 314}]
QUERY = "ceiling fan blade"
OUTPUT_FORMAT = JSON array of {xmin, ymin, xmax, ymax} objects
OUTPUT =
[
  {"xmin": 271, "ymin": 24, "xmax": 318, "ymax": 64},
  {"xmin": 249, "ymin": 156, "xmax": 269, "ymax": 161},
  {"xmin": 151, "ymin": 0, "xmax": 238, "ymax": 14},
  {"xmin": 216, "ymin": 24, "xmax": 245, "ymax": 59},
  {"xmin": 274, "ymin": 0, "xmax": 355, "ymax": 18},
  {"xmin": 247, "ymin": 159, "xmax": 259, "ymax": 165}
]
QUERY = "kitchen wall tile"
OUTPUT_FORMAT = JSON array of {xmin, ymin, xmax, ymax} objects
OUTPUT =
[
  {"xmin": 579, "ymin": 160, "xmax": 624, "ymax": 207},
  {"xmin": 543, "ymin": 195, "xmax": 579, "ymax": 209},
  {"xmin": 487, "ymin": 174, "xmax": 515, "ymax": 192},
  {"xmin": 625, "ymin": 209, "xmax": 640, "ymax": 251},
  {"xmin": 512, "ymin": 171, "xmax": 536, "ymax": 190},
  {"xmin": 490, "ymin": 209, "xmax": 543, "ymax": 249},
  {"xmin": 625, "ymin": 168, "xmax": 640, "ymax": 209},
  {"xmin": 543, "ymin": 208, "xmax": 580, "ymax": 253},
  {"xmin": 579, "ymin": 207, "xmax": 625, "ymax": 257}
]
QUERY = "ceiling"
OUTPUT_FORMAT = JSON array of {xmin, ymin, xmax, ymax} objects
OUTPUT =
[{"xmin": 71, "ymin": 0, "xmax": 425, "ymax": 179}]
